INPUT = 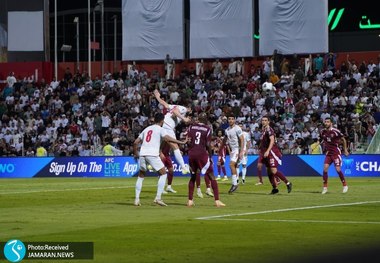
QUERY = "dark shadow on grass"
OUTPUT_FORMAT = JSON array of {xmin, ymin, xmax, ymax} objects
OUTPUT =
[
  {"xmin": 293, "ymin": 246, "xmax": 380, "ymax": 263},
  {"xmin": 295, "ymin": 190, "xmax": 324, "ymax": 194}
]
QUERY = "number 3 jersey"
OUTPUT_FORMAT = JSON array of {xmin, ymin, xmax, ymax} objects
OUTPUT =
[
  {"xmin": 138, "ymin": 124, "xmax": 165, "ymax": 156},
  {"xmin": 187, "ymin": 122, "xmax": 212, "ymax": 156}
]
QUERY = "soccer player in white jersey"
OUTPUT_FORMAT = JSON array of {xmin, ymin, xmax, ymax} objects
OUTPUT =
[
  {"xmin": 154, "ymin": 89, "xmax": 192, "ymax": 174},
  {"xmin": 221, "ymin": 115, "xmax": 244, "ymax": 194},
  {"xmin": 133, "ymin": 113, "xmax": 186, "ymax": 206},
  {"xmin": 237, "ymin": 124, "xmax": 251, "ymax": 184}
]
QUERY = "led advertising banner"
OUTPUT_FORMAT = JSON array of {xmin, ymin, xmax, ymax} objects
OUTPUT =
[{"xmin": 0, "ymin": 155, "xmax": 378, "ymax": 178}]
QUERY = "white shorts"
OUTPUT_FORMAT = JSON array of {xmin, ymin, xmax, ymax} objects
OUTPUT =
[
  {"xmin": 139, "ymin": 156, "xmax": 164, "ymax": 172},
  {"xmin": 229, "ymin": 149, "xmax": 240, "ymax": 163},
  {"xmin": 162, "ymin": 128, "xmax": 176, "ymax": 140}
]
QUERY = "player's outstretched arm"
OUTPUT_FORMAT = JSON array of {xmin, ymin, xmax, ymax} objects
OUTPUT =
[
  {"xmin": 153, "ymin": 89, "xmax": 170, "ymax": 109},
  {"xmin": 163, "ymin": 135, "xmax": 186, "ymax": 145}
]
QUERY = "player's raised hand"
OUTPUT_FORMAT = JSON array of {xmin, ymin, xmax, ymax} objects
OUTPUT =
[{"xmin": 153, "ymin": 89, "xmax": 160, "ymax": 98}]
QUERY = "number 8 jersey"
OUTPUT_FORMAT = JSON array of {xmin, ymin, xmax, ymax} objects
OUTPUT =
[{"xmin": 138, "ymin": 124, "xmax": 165, "ymax": 156}]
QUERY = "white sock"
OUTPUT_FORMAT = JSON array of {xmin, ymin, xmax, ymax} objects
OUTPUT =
[
  {"xmin": 156, "ymin": 174, "xmax": 167, "ymax": 200},
  {"xmin": 232, "ymin": 174, "xmax": 238, "ymax": 185},
  {"xmin": 242, "ymin": 166, "xmax": 247, "ymax": 180},
  {"xmin": 135, "ymin": 177, "xmax": 144, "ymax": 200},
  {"xmin": 173, "ymin": 149, "xmax": 186, "ymax": 169},
  {"xmin": 236, "ymin": 167, "xmax": 240, "ymax": 177}
]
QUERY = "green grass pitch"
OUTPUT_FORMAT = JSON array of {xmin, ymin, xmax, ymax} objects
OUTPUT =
[{"xmin": 1, "ymin": 176, "xmax": 380, "ymax": 263}]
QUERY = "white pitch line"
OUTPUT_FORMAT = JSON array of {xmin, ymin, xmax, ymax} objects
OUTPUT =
[
  {"xmin": 205, "ymin": 218, "xmax": 380, "ymax": 225},
  {"xmin": 196, "ymin": 200, "xmax": 380, "ymax": 220}
]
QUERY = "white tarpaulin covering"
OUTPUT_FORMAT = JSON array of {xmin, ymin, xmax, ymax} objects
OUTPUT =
[
  {"xmin": 122, "ymin": 0, "xmax": 184, "ymax": 61},
  {"xmin": 190, "ymin": 0, "xmax": 253, "ymax": 59},
  {"xmin": 259, "ymin": 0, "xmax": 328, "ymax": 56},
  {"xmin": 8, "ymin": 11, "xmax": 44, "ymax": 51}
]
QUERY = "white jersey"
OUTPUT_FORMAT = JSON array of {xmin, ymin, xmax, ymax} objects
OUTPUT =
[
  {"xmin": 242, "ymin": 131, "xmax": 251, "ymax": 153},
  {"xmin": 138, "ymin": 124, "xmax": 165, "ymax": 156},
  {"xmin": 225, "ymin": 125, "xmax": 243, "ymax": 151},
  {"xmin": 163, "ymin": 104, "xmax": 188, "ymax": 130}
]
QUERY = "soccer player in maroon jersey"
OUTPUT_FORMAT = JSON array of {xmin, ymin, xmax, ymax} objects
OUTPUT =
[
  {"xmin": 319, "ymin": 117, "xmax": 349, "ymax": 194},
  {"xmin": 160, "ymin": 141, "xmax": 176, "ymax": 193},
  {"xmin": 259, "ymin": 116, "xmax": 292, "ymax": 194},
  {"xmin": 186, "ymin": 113, "xmax": 225, "ymax": 207},
  {"xmin": 215, "ymin": 129, "xmax": 228, "ymax": 181}
]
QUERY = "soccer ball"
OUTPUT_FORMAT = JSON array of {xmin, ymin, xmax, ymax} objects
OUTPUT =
[{"xmin": 147, "ymin": 164, "xmax": 154, "ymax": 171}]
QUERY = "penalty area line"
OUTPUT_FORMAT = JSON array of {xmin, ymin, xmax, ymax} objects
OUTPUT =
[{"xmin": 196, "ymin": 200, "xmax": 380, "ymax": 220}]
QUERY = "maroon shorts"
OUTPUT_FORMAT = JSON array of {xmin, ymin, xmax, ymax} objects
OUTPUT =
[
  {"xmin": 324, "ymin": 154, "xmax": 342, "ymax": 167},
  {"xmin": 259, "ymin": 149, "xmax": 282, "ymax": 168},
  {"xmin": 189, "ymin": 153, "xmax": 213, "ymax": 174},
  {"xmin": 217, "ymin": 155, "xmax": 225, "ymax": 166}
]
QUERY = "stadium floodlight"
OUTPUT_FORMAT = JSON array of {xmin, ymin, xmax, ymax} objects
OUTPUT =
[
  {"xmin": 60, "ymin": 44, "xmax": 72, "ymax": 62},
  {"xmin": 60, "ymin": 44, "xmax": 72, "ymax": 52}
]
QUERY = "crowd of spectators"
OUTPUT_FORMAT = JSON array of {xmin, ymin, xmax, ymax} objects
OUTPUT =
[{"xmin": 1, "ymin": 52, "xmax": 379, "ymax": 157}]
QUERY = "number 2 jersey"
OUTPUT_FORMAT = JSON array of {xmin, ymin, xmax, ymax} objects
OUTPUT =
[{"xmin": 138, "ymin": 124, "xmax": 165, "ymax": 156}]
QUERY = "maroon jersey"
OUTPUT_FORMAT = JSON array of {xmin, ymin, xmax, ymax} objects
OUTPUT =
[
  {"xmin": 160, "ymin": 142, "xmax": 173, "ymax": 168},
  {"xmin": 320, "ymin": 127, "xmax": 344, "ymax": 155},
  {"xmin": 215, "ymin": 136, "xmax": 227, "ymax": 157},
  {"xmin": 187, "ymin": 123, "xmax": 212, "ymax": 156},
  {"xmin": 259, "ymin": 126, "xmax": 280, "ymax": 154}
]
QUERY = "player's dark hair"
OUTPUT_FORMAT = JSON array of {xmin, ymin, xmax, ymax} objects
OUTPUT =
[
  {"xmin": 324, "ymin": 117, "xmax": 332, "ymax": 121},
  {"xmin": 154, "ymin": 112, "xmax": 165, "ymax": 123},
  {"xmin": 198, "ymin": 112, "xmax": 207, "ymax": 124},
  {"xmin": 227, "ymin": 113, "xmax": 235, "ymax": 119}
]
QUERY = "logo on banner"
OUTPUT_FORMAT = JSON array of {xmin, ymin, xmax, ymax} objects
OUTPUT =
[
  {"xmin": 342, "ymin": 158, "xmax": 354, "ymax": 175},
  {"xmin": 0, "ymin": 164, "xmax": 15, "ymax": 173},
  {"xmin": 356, "ymin": 161, "xmax": 380, "ymax": 172}
]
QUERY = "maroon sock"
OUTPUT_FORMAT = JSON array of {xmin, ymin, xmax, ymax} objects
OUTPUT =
[
  {"xmin": 257, "ymin": 169, "xmax": 263, "ymax": 183},
  {"xmin": 323, "ymin": 171, "xmax": 328, "ymax": 187},
  {"xmin": 337, "ymin": 171, "xmax": 347, "ymax": 186},
  {"xmin": 196, "ymin": 173, "xmax": 201, "ymax": 188},
  {"xmin": 222, "ymin": 166, "xmax": 226, "ymax": 176},
  {"xmin": 188, "ymin": 173, "xmax": 196, "ymax": 200},
  {"xmin": 217, "ymin": 165, "xmax": 221, "ymax": 175},
  {"xmin": 274, "ymin": 171, "xmax": 288, "ymax": 184},
  {"xmin": 204, "ymin": 174, "xmax": 211, "ymax": 188},
  {"xmin": 167, "ymin": 170, "xmax": 173, "ymax": 185},
  {"xmin": 210, "ymin": 179, "xmax": 219, "ymax": 200}
]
